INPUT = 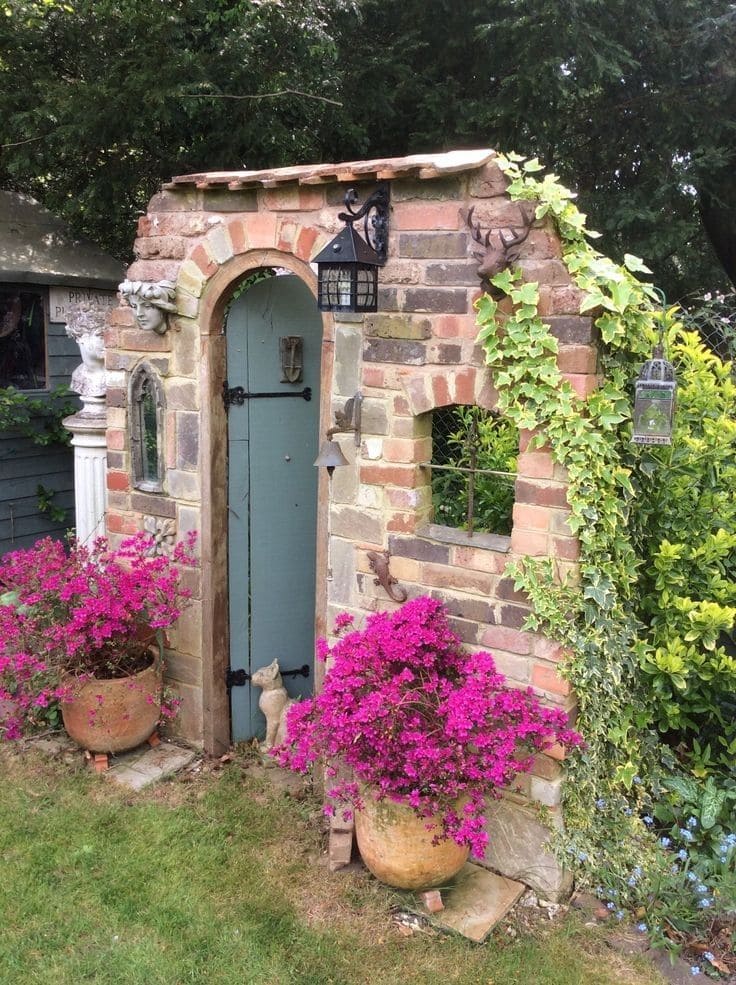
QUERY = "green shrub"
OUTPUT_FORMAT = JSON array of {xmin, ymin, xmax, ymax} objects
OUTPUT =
[{"xmin": 631, "ymin": 330, "xmax": 736, "ymax": 770}]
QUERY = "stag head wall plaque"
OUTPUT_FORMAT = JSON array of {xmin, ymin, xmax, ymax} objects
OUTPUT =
[{"xmin": 461, "ymin": 203, "xmax": 535, "ymax": 293}]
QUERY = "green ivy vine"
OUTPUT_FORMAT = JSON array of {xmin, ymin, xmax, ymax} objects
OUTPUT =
[
  {"xmin": 0, "ymin": 385, "xmax": 75, "ymax": 447},
  {"xmin": 474, "ymin": 153, "xmax": 735, "ymax": 883}
]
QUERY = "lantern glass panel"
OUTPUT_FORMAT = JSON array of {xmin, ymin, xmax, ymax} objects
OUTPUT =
[
  {"xmin": 318, "ymin": 266, "xmax": 353, "ymax": 311},
  {"xmin": 355, "ymin": 266, "xmax": 377, "ymax": 312},
  {"xmin": 632, "ymin": 382, "xmax": 675, "ymax": 444}
]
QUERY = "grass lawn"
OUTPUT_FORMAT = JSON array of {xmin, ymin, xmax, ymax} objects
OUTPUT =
[{"xmin": 0, "ymin": 744, "xmax": 666, "ymax": 985}]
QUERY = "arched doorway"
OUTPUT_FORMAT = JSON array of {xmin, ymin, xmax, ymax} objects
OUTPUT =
[{"xmin": 224, "ymin": 272, "xmax": 322, "ymax": 741}]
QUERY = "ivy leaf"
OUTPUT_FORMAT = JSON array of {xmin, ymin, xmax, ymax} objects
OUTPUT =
[
  {"xmin": 522, "ymin": 157, "xmax": 544, "ymax": 172},
  {"xmin": 610, "ymin": 281, "xmax": 634, "ymax": 312},
  {"xmin": 514, "ymin": 281, "xmax": 539, "ymax": 306},
  {"xmin": 490, "ymin": 269, "xmax": 515, "ymax": 295},
  {"xmin": 623, "ymin": 253, "xmax": 653, "ymax": 274},
  {"xmin": 580, "ymin": 291, "xmax": 607, "ymax": 313}
]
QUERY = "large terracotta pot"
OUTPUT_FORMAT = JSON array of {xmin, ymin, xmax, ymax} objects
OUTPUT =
[
  {"xmin": 61, "ymin": 661, "xmax": 162, "ymax": 754},
  {"xmin": 354, "ymin": 791, "xmax": 470, "ymax": 890}
]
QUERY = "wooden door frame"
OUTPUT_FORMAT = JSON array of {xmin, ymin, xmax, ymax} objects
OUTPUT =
[{"xmin": 196, "ymin": 250, "xmax": 333, "ymax": 754}]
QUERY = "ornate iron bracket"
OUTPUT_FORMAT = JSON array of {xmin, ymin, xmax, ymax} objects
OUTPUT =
[
  {"xmin": 337, "ymin": 184, "xmax": 390, "ymax": 264},
  {"xmin": 367, "ymin": 550, "xmax": 408, "ymax": 603}
]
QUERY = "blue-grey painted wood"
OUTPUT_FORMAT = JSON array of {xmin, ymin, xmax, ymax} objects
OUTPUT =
[
  {"xmin": 47, "ymin": 320, "xmax": 81, "ymax": 390},
  {"xmin": 0, "ymin": 320, "xmax": 77, "ymax": 554},
  {"xmin": 226, "ymin": 275, "xmax": 322, "ymax": 741},
  {"xmin": 0, "ymin": 433, "xmax": 74, "ymax": 555}
]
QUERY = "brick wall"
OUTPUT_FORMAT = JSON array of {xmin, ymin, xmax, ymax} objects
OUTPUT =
[{"xmin": 112, "ymin": 154, "xmax": 598, "ymax": 897}]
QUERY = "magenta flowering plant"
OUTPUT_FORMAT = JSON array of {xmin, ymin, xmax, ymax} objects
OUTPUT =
[
  {"xmin": 0, "ymin": 532, "xmax": 196, "ymax": 740},
  {"xmin": 274, "ymin": 596, "xmax": 582, "ymax": 857}
]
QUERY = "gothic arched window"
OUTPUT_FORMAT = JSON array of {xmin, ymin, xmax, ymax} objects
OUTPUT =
[{"xmin": 130, "ymin": 364, "xmax": 164, "ymax": 492}]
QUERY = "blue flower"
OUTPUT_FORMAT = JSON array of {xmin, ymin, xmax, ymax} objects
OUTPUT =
[
  {"xmin": 687, "ymin": 872, "xmax": 698, "ymax": 883},
  {"xmin": 704, "ymin": 952, "xmax": 714, "ymax": 963},
  {"xmin": 677, "ymin": 849, "xmax": 688, "ymax": 861},
  {"xmin": 636, "ymin": 922, "xmax": 647, "ymax": 932},
  {"xmin": 690, "ymin": 967, "xmax": 701, "ymax": 976},
  {"xmin": 697, "ymin": 898, "xmax": 712, "ymax": 908},
  {"xmin": 686, "ymin": 816, "xmax": 698, "ymax": 829},
  {"xmin": 624, "ymin": 807, "xmax": 633, "ymax": 816},
  {"xmin": 679, "ymin": 828, "xmax": 694, "ymax": 842},
  {"xmin": 628, "ymin": 875, "xmax": 638, "ymax": 886},
  {"xmin": 660, "ymin": 837, "xmax": 671, "ymax": 847},
  {"xmin": 595, "ymin": 798, "xmax": 606, "ymax": 809},
  {"xmin": 671, "ymin": 865, "xmax": 680, "ymax": 874},
  {"xmin": 615, "ymin": 910, "xmax": 624, "ymax": 920},
  {"xmin": 577, "ymin": 851, "xmax": 588, "ymax": 862},
  {"xmin": 695, "ymin": 883, "xmax": 708, "ymax": 895},
  {"xmin": 633, "ymin": 775, "xmax": 642, "ymax": 785},
  {"xmin": 643, "ymin": 815, "xmax": 653, "ymax": 826},
  {"xmin": 606, "ymin": 902, "xmax": 615, "ymax": 910}
]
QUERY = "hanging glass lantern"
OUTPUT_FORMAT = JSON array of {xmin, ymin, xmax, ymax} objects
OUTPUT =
[
  {"xmin": 313, "ymin": 225, "xmax": 381, "ymax": 312},
  {"xmin": 632, "ymin": 344, "xmax": 676, "ymax": 445},
  {"xmin": 313, "ymin": 184, "xmax": 390, "ymax": 313}
]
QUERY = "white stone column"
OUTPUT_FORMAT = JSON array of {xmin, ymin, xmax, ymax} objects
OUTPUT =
[{"xmin": 63, "ymin": 304, "xmax": 108, "ymax": 546}]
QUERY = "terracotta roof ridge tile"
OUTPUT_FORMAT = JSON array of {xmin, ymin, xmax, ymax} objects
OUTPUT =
[{"xmin": 166, "ymin": 148, "xmax": 496, "ymax": 191}]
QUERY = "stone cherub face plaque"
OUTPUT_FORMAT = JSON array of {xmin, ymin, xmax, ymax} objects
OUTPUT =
[{"xmin": 119, "ymin": 279, "xmax": 177, "ymax": 335}]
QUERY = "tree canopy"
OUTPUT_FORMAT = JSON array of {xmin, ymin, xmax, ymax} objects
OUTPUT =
[{"xmin": 1, "ymin": 0, "xmax": 734, "ymax": 298}]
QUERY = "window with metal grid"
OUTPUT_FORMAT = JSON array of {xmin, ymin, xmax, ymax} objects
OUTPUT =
[{"xmin": 424, "ymin": 405, "xmax": 518, "ymax": 537}]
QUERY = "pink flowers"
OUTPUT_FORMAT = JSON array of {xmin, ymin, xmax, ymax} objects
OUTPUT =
[
  {"xmin": 0, "ymin": 532, "xmax": 195, "ymax": 739},
  {"xmin": 274, "ymin": 596, "xmax": 582, "ymax": 857}
]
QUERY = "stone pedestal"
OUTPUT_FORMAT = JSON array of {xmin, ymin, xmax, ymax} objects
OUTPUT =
[{"xmin": 63, "ymin": 403, "xmax": 107, "ymax": 545}]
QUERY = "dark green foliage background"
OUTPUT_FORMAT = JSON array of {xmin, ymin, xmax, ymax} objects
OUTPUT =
[{"xmin": 1, "ymin": 0, "xmax": 734, "ymax": 297}]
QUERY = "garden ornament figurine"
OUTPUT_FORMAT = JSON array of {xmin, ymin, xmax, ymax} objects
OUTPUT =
[
  {"xmin": 250, "ymin": 659, "xmax": 294, "ymax": 752},
  {"xmin": 119, "ymin": 279, "xmax": 177, "ymax": 334},
  {"xmin": 64, "ymin": 302, "xmax": 107, "ymax": 407},
  {"xmin": 461, "ymin": 202, "xmax": 535, "ymax": 291}
]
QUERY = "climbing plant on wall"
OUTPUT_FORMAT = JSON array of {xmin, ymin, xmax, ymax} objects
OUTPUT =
[{"xmin": 475, "ymin": 154, "xmax": 736, "ymax": 937}]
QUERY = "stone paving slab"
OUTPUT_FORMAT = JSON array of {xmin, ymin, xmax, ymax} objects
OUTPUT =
[
  {"xmin": 408, "ymin": 862, "xmax": 525, "ymax": 943},
  {"xmin": 107, "ymin": 741, "xmax": 198, "ymax": 790}
]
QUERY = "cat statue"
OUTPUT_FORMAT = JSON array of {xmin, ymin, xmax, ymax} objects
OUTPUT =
[{"xmin": 250, "ymin": 658, "xmax": 294, "ymax": 752}]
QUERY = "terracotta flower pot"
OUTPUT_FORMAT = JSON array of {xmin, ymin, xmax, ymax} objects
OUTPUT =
[
  {"xmin": 354, "ymin": 791, "xmax": 470, "ymax": 890},
  {"xmin": 61, "ymin": 660, "xmax": 162, "ymax": 754}
]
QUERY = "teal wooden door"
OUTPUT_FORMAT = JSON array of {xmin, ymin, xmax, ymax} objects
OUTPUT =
[{"xmin": 225, "ymin": 274, "xmax": 322, "ymax": 741}]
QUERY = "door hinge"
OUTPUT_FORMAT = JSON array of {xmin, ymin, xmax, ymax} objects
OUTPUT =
[
  {"xmin": 223, "ymin": 381, "xmax": 312, "ymax": 410},
  {"xmin": 226, "ymin": 663, "xmax": 311, "ymax": 689}
]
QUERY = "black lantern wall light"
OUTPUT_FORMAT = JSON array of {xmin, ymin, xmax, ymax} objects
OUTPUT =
[
  {"xmin": 632, "ymin": 291, "xmax": 677, "ymax": 446},
  {"xmin": 312, "ymin": 184, "xmax": 390, "ymax": 313}
]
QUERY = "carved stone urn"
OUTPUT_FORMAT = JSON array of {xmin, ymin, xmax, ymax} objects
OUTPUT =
[{"xmin": 354, "ymin": 789, "xmax": 470, "ymax": 890}]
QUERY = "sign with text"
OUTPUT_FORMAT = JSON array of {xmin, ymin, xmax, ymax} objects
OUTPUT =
[{"xmin": 48, "ymin": 286, "xmax": 117, "ymax": 324}]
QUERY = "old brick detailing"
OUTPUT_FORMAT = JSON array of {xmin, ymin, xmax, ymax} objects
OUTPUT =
[{"xmin": 113, "ymin": 149, "xmax": 596, "ymax": 900}]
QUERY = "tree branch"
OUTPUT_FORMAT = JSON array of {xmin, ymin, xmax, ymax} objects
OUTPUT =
[
  {"xmin": 0, "ymin": 134, "xmax": 48, "ymax": 148},
  {"xmin": 180, "ymin": 88, "xmax": 342, "ymax": 107}
]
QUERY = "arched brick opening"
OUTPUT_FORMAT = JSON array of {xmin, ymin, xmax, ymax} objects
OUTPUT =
[{"xmin": 177, "ymin": 245, "xmax": 332, "ymax": 754}]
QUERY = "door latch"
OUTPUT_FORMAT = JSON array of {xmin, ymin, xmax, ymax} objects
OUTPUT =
[
  {"xmin": 225, "ymin": 663, "xmax": 310, "ymax": 689},
  {"xmin": 223, "ymin": 380, "xmax": 312, "ymax": 410}
]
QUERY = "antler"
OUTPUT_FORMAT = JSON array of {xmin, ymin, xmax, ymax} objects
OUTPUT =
[
  {"xmin": 460, "ymin": 206, "xmax": 491, "ymax": 252},
  {"xmin": 498, "ymin": 203, "xmax": 535, "ymax": 253}
]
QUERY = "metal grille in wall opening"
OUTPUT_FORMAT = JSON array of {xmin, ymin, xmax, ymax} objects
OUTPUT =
[{"xmin": 424, "ymin": 405, "xmax": 518, "ymax": 537}]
